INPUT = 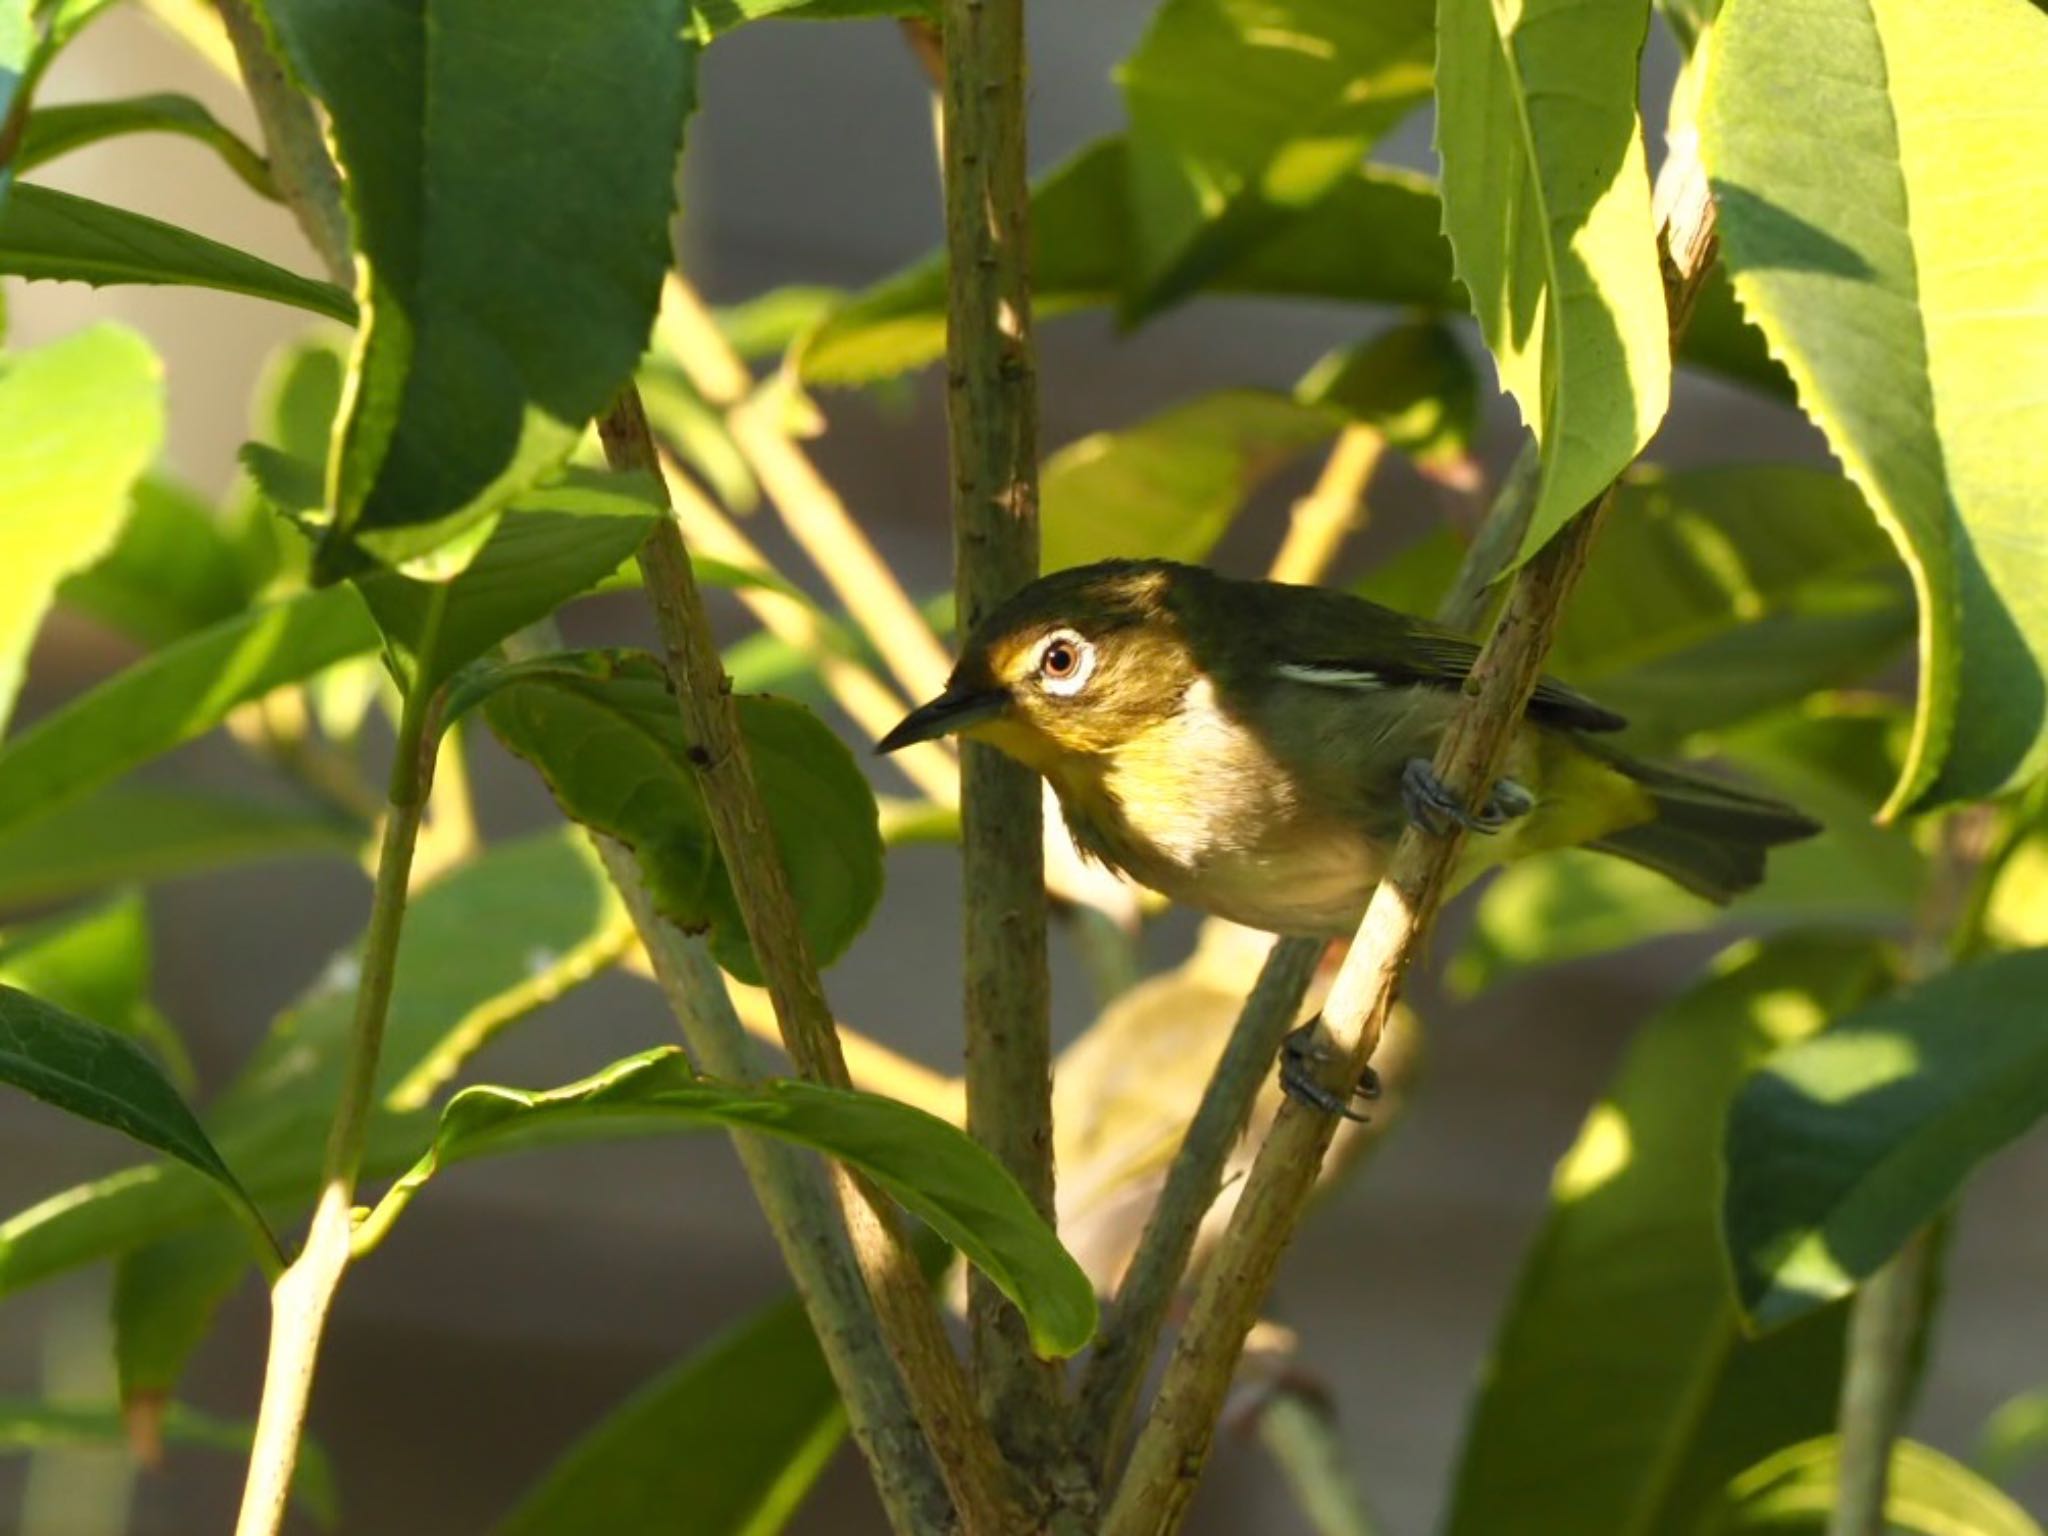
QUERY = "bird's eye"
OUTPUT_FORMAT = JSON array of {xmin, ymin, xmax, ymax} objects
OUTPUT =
[{"xmin": 1036, "ymin": 631, "xmax": 1095, "ymax": 696}]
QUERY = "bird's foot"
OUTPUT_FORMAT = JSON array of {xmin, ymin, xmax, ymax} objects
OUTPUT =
[
  {"xmin": 1279, "ymin": 1018, "xmax": 1379, "ymax": 1122},
  {"xmin": 1400, "ymin": 758, "xmax": 1534, "ymax": 837}
]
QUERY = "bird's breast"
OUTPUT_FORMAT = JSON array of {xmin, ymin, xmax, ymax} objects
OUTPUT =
[{"xmin": 1048, "ymin": 679, "xmax": 1385, "ymax": 937}]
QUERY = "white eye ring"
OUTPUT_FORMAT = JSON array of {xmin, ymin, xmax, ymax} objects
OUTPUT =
[{"xmin": 1036, "ymin": 630, "xmax": 1096, "ymax": 696}]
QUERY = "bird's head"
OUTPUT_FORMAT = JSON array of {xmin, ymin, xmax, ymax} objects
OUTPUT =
[{"xmin": 878, "ymin": 560, "xmax": 1205, "ymax": 771}]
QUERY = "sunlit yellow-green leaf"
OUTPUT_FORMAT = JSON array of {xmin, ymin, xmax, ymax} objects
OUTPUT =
[{"xmin": 1702, "ymin": 0, "xmax": 2048, "ymax": 813}]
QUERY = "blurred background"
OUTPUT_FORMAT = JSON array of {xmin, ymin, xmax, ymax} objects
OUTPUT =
[{"xmin": 4, "ymin": 6, "xmax": 2044, "ymax": 1533}]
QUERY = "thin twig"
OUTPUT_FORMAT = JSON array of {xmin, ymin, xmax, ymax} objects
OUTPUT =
[
  {"xmin": 940, "ymin": 0, "xmax": 1071, "ymax": 1497},
  {"xmin": 1255, "ymin": 1385, "xmax": 1386, "ymax": 1536},
  {"xmin": 657, "ymin": 275, "xmax": 955, "ymax": 702},
  {"xmin": 600, "ymin": 387, "xmax": 1015, "ymax": 1536},
  {"xmin": 234, "ymin": 692, "xmax": 435, "ymax": 1536},
  {"xmin": 1267, "ymin": 428, "xmax": 1386, "ymax": 588},
  {"xmin": 1099, "ymin": 141, "xmax": 1724, "ymax": 1536},
  {"xmin": 212, "ymin": 0, "xmax": 352, "ymax": 288},
  {"xmin": 1074, "ymin": 935, "xmax": 1322, "ymax": 1479}
]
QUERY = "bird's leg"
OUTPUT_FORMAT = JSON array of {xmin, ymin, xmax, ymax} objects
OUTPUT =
[
  {"xmin": 1279, "ymin": 1017, "xmax": 1380, "ymax": 1121},
  {"xmin": 1400, "ymin": 758, "xmax": 1534, "ymax": 837}
]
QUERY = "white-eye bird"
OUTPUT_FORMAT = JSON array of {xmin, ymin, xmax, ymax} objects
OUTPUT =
[{"xmin": 879, "ymin": 558, "xmax": 1818, "ymax": 937}]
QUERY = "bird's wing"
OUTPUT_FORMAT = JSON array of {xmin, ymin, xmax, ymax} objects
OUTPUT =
[{"xmin": 1281, "ymin": 629, "xmax": 1627, "ymax": 733}]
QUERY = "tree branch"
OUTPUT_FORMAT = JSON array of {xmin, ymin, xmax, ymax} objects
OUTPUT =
[
  {"xmin": 599, "ymin": 387, "xmax": 1015, "ymax": 1536},
  {"xmin": 939, "ymin": 0, "xmax": 1070, "ymax": 1497},
  {"xmin": 1267, "ymin": 427, "xmax": 1386, "ymax": 588},
  {"xmin": 1098, "ymin": 142, "xmax": 1723, "ymax": 1536}
]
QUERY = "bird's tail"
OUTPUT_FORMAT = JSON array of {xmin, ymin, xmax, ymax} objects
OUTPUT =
[{"xmin": 1585, "ymin": 750, "xmax": 1821, "ymax": 904}]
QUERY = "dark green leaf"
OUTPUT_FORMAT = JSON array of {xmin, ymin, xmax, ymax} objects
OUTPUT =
[
  {"xmin": 1436, "ymin": 0, "xmax": 1669, "ymax": 559},
  {"xmin": 351, "ymin": 467, "xmax": 663, "ymax": 696},
  {"xmin": 0, "ymin": 785, "xmax": 361, "ymax": 912},
  {"xmin": 1116, "ymin": 0, "xmax": 1433, "ymax": 312},
  {"xmin": 465, "ymin": 650, "xmax": 882, "ymax": 983},
  {"xmin": 383, "ymin": 1048, "xmax": 1096, "ymax": 1357},
  {"xmin": 0, "ymin": 891, "xmax": 189, "ymax": 1086},
  {"xmin": 266, "ymin": 0, "xmax": 695, "ymax": 572},
  {"xmin": 0, "ymin": 1397, "xmax": 336, "ymax": 1526},
  {"xmin": 59, "ymin": 475, "xmax": 251, "ymax": 647},
  {"xmin": 16, "ymin": 92, "xmax": 274, "ymax": 197},
  {"xmin": 1698, "ymin": 1437, "xmax": 2043, "ymax": 1536},
  {"xmin": 113, "ymin": 1221, "xmax": 250, "ymax": 1403},
  {"xmin": 0, "ymin": 828, "xmax": 626, "ymax": 1296},
  {"xmin": 1726, "ymin": 947, "xmax": 2048, "ymax": 1328},
  {"xmin": 0, "ymin": 585, "xmax": 381, "ymax": 839},
  {"xmin": 1041, "ymin": 391, "xmax": 1338, "ymax": 571},
  {"xmin": 0, "ymin": 986, "xmax": 270, "ymax": 1254},
  {"xmin": 0, "ymin": 184, "xmax": 355, "ymax": 320},
  {"xmin": 1446, "ymin": 935, "xmax": 1892, "ymax": 1535},
  {"xmin": 499, "ymin": 1290, "xmax": 844, "ymax": 1536},
  {"xmin": 1703, "ymin": 0, "xmax": 2048, "ymax": 811},
  {"xmin": 0, "ymin": 323, "xmax": 164, "ymax": 732},
  {"xmin": 1296, "ymin": 318, "xmax": 1481, "ymax": 469}
]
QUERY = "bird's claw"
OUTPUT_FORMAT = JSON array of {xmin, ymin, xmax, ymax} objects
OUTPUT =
[
  {"xmin": 1400, "ymin": 758, "xmax": 1534, "ymax": 837},
  {"xmin": 1279, "ymin": 1019, "xmax": 1378, "ymax": 1122}
]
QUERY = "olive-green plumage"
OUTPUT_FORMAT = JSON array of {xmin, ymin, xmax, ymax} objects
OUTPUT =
[{"xmin": 880, "ymin": 559, "xmax": 1817, "ymax": 936}]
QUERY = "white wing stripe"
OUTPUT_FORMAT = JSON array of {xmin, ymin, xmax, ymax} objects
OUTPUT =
[{"xmin": 1275, "ymin": 663, "xmax": 1387, "ymax": 691}]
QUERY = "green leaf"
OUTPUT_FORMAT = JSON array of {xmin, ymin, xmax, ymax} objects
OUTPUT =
[
  {"xmin": 1549, "ymin": 466, "xmax": 1913, "ymax": 743},
  {"xmin": 0, "ymin": 1397, "xmax": 336, "ymax": 1526},
  {"xmin": 1451, "ymin": 699, "xmax": 1922, "ymax": 995},
  {"xmin": 464, "ymin": 650, "xmax": 883, "ymax": 983},
  {"xmin": 1296, "ymin": 318, "xmax": 1482, "ymax": 470},
  {"xmin": 0, "ymin": 184, "xmax": 355, "ymax": 320},
  {"xmin": 1041, "ymin": 391, "xmax": 1338, "ymax": 572},
  {"xmin": 796, "ymin": 135, "xmax": 1782, "ymax": 400},
  {"xmin": 265, "ymin": 0, "xmax": 695, "ymax": 573},
  {"xmin": 1725, "ymin": 946, "xmax": 2048, "ymax": 1328},
  {"xmin": 1977, "ymin": 1389, "xmax": 2048, "ymax": 1491},
  {"xmin": 226, "ymin": 329, "xmax": 350, "ymax": 589},
  {"xmin": 1699, "ymin": 1437, "xmax": 2043, "ymax": 1536},
  {"xmin": 16, "ymin": 93, "xmax": 274, "ymax": 197},
  {"xmin": 0, "ymin": 891, "xmax": 189, "ymax": 1086},
  {"xmin": 1702, "ymin": 0, "xmax": 2048, "ymax": 812},
  {"xmin": 1435, "ymin": 0, "xmax": 1670, "ymax": 560},
  {"xmin": 499, "ymin": 1290, "xmax": 845, "ymax": 1536},
  {"xmin": 0, "ymin": 785, "xmax": 360, "ymax": 912},
  {"xmin": 1, "ymin": 1, "xmax": 30, "ymax": 198},
  {"xmin": 1446, "ymin": 934, "xmax": 1893, "ymax": 1536},
  {"xmin": 381, "ymin": 1048, "xmax": 1096, "ymax": 1357},
  {"xmin": 0, "ymin": 828, "xmax": 625, "ymax": 1296},
  {"xmin": 350, "ymin": 467, "xmax": 663, "ymax": 697},
  {"xmin": 1116, "ymin": 0, "xmax": 1434, "ymax": 312},
  {"xmin": 798, "ymin": 140, "xmax": 1455, "ymax": 386},
  {"xmin": 637, "ymin": 361, "xmax": 759, "ymax": 515},
  {"xmin": 0, "ymin": 584, "xmax": 381, "ymax": 839},
  {"xmin": 0, "ymin": 985, "xmax": 271, "ymax": 1257},
  {"xmin": 59, "ymin": 475, "xmax": 252, "ymax": 647},
  {"xmin": 112, "ymin": 1221, "xmax": 250, "ymax": 1404},
  {"xmin": 0, "ymin": 324, "xmax": 164, "ymax": 733}
]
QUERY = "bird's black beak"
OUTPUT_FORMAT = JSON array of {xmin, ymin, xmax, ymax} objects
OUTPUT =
[{"xmin": 876, "ymin": 685, "xmax": 1008, "ymax": 754}]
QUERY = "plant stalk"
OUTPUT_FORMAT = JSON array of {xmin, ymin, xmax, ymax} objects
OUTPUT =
[
  {"xmin": 233, "ymin": 693, "xmax": 434, "ymax": 1536},
  {"xmin": 1074, "ymin": 934, "xmax": 1321, "ymax": 1480},
  {"xmin": 600, "ymin": 387, "xmax": 1015, "ymax": 1536},
  {"xmin": 1826, "ymin": 806, "xmax": 1995, "ymax": 1536},
  {"xmin": 1098, "ymin": 142, "xmax": 1724, "ymax": 1536},
  {"xmin": 213, "ymin": 0, "xmax": 352, "ymax": 288},
  {"xmin": 1267, "ymin": 428, "xmax": 1386, "ymax": 587},
  {"xmin": 940, "ymin": 0, "xmax": 1070, "ymax": 1498}
]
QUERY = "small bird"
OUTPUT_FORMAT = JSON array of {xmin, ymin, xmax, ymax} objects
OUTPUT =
[
  {"xmin": 880, "ymin": 557, "xmax": 1818, "ymax": 929},
  {"xmin": 879, "ymin": 559, "xmax": 1817, "ymax": 1114}
]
